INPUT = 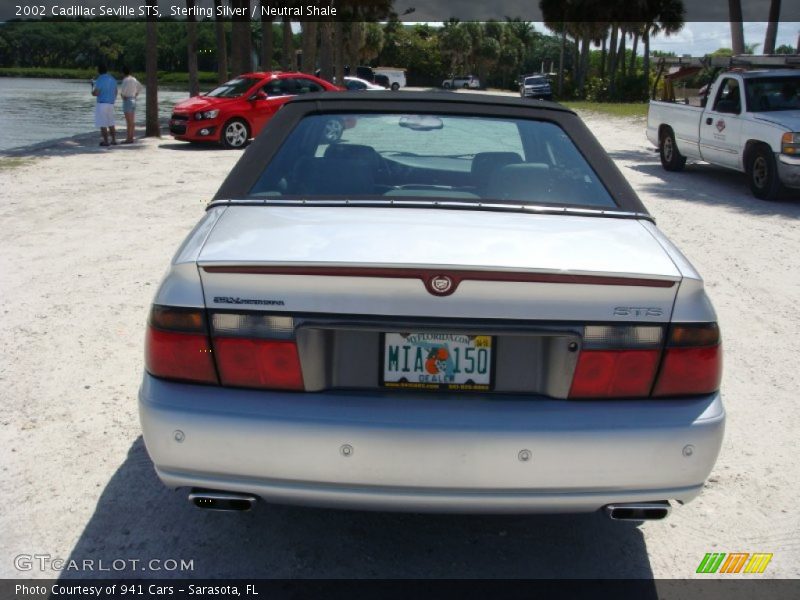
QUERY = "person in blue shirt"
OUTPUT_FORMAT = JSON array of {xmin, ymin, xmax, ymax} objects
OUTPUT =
[{"xmin": 92, "ymin": 64, "xmax": 118, "ymax": 146}]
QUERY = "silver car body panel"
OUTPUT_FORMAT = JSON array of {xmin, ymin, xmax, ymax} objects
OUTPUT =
[
  {"xmin": 153, "ymin": 206, "xmax": 227, "ymax": 308},
  {"xmin": 139, "ymin": 374, "xmax": 724, "ymax": 513},
  {"xmin": 195, "ymin": 207, "xmax": 681, "ymax": 322},
  {"xmin": 639, "ymin": 221, "xmax": 719, "ymax": 323}
]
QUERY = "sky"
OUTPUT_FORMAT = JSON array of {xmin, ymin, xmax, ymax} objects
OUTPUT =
[{"xmin": 645, "ymin": 21, "xmax": 800, "ymax": 55}]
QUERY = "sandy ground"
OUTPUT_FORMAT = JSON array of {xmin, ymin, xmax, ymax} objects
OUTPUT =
[{"xmin": 1, "ymin": 108, "xmax": 799, "ymax": 581}]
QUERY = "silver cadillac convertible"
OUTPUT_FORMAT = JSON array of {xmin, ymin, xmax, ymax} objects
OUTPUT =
[{"xmin": 139, "ymin": 92, "xmax": 724, "ymax": 519}]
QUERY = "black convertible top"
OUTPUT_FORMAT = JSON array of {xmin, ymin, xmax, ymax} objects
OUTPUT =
[
  {"xmin": 213, "ymin": 92, "xmax": 650, "ymax": 217},
  {"xmin": 289, "ymin": 90, "xmax": 575, "ymax": 113}
]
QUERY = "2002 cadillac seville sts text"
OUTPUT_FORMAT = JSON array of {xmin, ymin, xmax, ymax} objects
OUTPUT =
[{"xmin": 139, "ymin": 92, "xmax": 724, "ymax": 520}]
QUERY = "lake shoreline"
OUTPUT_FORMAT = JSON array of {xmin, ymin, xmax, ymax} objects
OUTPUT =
[{"xmin": 0, "ymin": 67, "xmax": 219, "ymax": 85}]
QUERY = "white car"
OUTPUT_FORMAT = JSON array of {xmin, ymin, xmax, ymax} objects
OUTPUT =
[
  {"xmin": 373, "ymin": 67, "xmax": 407, "ymax": 91},
  {"xmin": 343, "ymin": 76, "xmax": 385, "ymax": 91},
  {"xmin": 443, "ymin": 75, "xmax": 481, "ymax": 89},
  {"xmin": 140, "ymin": 92, "xmax": 724, "ymax": 519}
]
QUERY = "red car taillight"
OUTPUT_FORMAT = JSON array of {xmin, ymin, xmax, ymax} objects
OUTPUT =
[
  {"xmin": 210, "ymin": 313, "xmax": 305, "ymax": 391},
  {"xmin": 652, "ymin": 323, "xmax": 722, "ymax": 397},
  {"xmin": 145, "ymin": 306, "xmax": 218, "ymax": 384},
  {"xmin": 569, "ymin": 325, "xmax": 663, "ymax": 398},
  {"xmin": 569, "ymin": 322, "xmax": 722, "ymax": 399}
]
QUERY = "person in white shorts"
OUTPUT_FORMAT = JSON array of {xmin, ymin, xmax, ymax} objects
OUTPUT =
[
  {"xmin": 92, "ymin": 63, "xmax": 118, "ymax": 146},
  {"xmin": 119, "ymin": 66, "xmax": 143, "ymax": 144}
]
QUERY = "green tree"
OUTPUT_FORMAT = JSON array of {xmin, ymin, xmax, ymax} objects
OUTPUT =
[{"xmin": 440, "ymin": 19, "xmax": 472, "ymax": 74}]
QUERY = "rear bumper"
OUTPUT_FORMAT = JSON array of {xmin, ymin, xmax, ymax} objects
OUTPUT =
[
  {"xmin": 138, "ymin": 374, "xmax": 724, "ymax": 513},
  {"xmin": 522, "ymin": 90, "xmax": 552, "ymax": 99}
]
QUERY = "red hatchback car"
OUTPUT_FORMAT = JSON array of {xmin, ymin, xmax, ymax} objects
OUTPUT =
[{"xmin": 169, "ymin": 72, "xmax": 341, "ymax": 149}]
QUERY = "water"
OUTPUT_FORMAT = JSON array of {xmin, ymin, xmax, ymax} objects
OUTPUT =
[{"xmin": 0, "ymin": 77, "xmax": 193, "ymax": 151}]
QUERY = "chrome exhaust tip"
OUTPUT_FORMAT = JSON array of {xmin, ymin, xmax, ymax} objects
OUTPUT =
[
  {"xmin": 604, "ymin": 501, "xmax": 671, "ymax": 521},
  {"xmin": 188, "ymin": 489, "xmax": 257, "ymax": 512}
]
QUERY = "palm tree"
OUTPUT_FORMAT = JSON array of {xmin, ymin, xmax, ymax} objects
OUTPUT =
[
  {"xmin": 764, "ymin": 0, "xmax": 781, "ymax": 54},
  {"xmin": 145, "ymin": 0, "xmax": 159, "ymax": 137},
  {"xmin": 213, "ymin": 0, "xmax": 228, "ymax": 83},
  {"xmin": 540, "ymin": 0, "xmax": 586, "ymax": 95},
  {"xmin": 359, "ymin": 22, "xmax": 383, "ymax": 64},
  {"xmin": 440, "ymin": 20, "xmax": 472, "ymax": 74},
  {"xmin": 318, "ymin": 21, "xmax": 334, "ymax": 81},
  {"xmin": 300, "ymin": 21, "xmax": 318, "ymax": 73},
  {"xmin": 229, "ymin": 0, "xmax": 252, "ymax": 74},
  {"xmin": 504, "ymin": 18, "xmax": 534, "ymax": 49},
  {"xmin": 260, "ymin": 1, "xmax": 274, "ymax": 70},
  {"xmin": 728, "ymin": 0, "xmax": 745, "ymax": 55},
  {"xmin": 282, "ymin": 19, "xmax": 293, "ymax": 70},
  {"xmin": 186, "ymin": 0, "xmax": 200, "ymax": 96},
  {"xmin": 642, "ymin": 0, "xmax": 685, "ymax": 95},
  {"xmin": 334, "ymin": 21, "xmax": 345, "ymax": 83}
]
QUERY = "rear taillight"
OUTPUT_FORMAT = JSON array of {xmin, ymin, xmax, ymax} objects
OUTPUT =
[
  {"xmin": 652, "ymin": 324, "xmax": 722, "ymax": 397},
  {"xmin": 145, "ymin": 306, "xmax": 218, "ymax": 384},
  {"xmin": 569, "ymin": 325, "xmax": 663, "ymax": 398},
  {"xmin": 569, "ymin": 322, "xmax": 722, "ymax": 399},
  {"xmin": 210, "ymin": 313, "xmax": 305, "ymax": 391}
]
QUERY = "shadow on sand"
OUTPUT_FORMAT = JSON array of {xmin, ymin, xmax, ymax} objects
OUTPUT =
[
  {"xmin": 157, "ymin": 141, "xmax": 240, "ymax": 152},
  {"xmin": 1, "ymin": 127, "xmax": 151, "ymax": 159},
  {"xmin": 608, "ymin": 148, "xmax": 800, "ymax": 218},
  {"xmin": 61, "ymin": 437, "xmax": 657, "ymax": 585}
]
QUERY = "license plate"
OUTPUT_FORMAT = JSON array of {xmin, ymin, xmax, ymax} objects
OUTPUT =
[{"xmin": 382, "ymin": 332, "xmax": 493, "ymax": 391}]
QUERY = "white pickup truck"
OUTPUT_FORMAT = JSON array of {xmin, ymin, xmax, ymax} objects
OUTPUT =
[{"xmin": 647, "ymin": 69, "xmax": 800, "ymax": 200}]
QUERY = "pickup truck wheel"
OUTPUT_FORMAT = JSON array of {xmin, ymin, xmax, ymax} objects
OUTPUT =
[
  {"xmin": 659, "ymin": 129, "xmax": 686, "ymax": 171},
  {"xmin": 391, "ymin": 82, "xmax": 400, "ymax": 91},
  {"xmin": 747, "ymin": 147, "xmax": 782, "ymax": 200}
]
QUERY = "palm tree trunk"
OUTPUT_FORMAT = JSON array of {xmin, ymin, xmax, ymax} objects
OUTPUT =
[
  {"xmin": 282, "ymin": 19, "xmax": 293, "ymax": 70},
  {"xmin": 618, "ymin": 27, "xmax": 627, "ymax": 77},
  {"xmin": 334, "ymin": 21, "xmax": 345, "ymax": 84},
  {"xmin": 728, "ymin": 0, "xmax": 745, "ymax": 55},
  {"xmin": 577, "ymin": 35, "xmax": 590, "ymax": 97},
  {"xmin": 557, "ymin": 24, "xmax": 565, "ymax": 96},
  {"xmin": 213, "ymin": 0, "xmax": 227, "ymax": 83},
  {"xmin": 239, "ymin": 6, "xmax": 252, "ymax": 73},
  {"xmin": 145, "ymin": 0, "xmax": 159, "ymax": 137},
  {"xmin": 318, "ymin": 21, "xmax": 334, "ymax": 81},
  {"xmin": 764, "ymin": 0, "xmax": 781, "ymax": 54},
  {"xmin": 229, "ymin": 7, "xmax": 241, "ymax": 75},
  {"xmin": 600, "ymin": 33, "xmax": 606, "ymax": 79},
  {"xmin": 347, "ymin": 22, "xmax": 363, "ymax": 74},
  {"xmin": 607, "ymin": 24, "xmax": 618, "ymax": 95},
  {"xmin": 643, "ymin": 27, "xmax": 651, "ymax": 97},
  {"xmin": 629, "ymin": 31, "xmax": 639, "ymax": 74},
  {"xmin": 301, "ymin": 21, "xmax": 318, "ymax": 73},
  {"xmin": 260, "ymin": 4, "xmax": 273, "ymax": 70},
  {"xmin": 186, "ymin": 0, "xmax": 199, "ymax": 96},
  {"xmin": 229, "ymin": 0, "xmax": 251, "ymax": 74}
]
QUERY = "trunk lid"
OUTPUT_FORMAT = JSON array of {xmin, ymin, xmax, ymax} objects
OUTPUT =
[{"xmin": 197, "ymin": 206, "xmax": 680, "ymax": 322}]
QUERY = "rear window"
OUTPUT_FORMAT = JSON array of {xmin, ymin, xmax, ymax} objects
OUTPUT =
[
  {"xmin": 248, "ymin": 113, "xmax": 616, "ymax": 209},
  {"xmin": 525, "ymin": 77, "xmax": 548, "ymax": 85}
]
